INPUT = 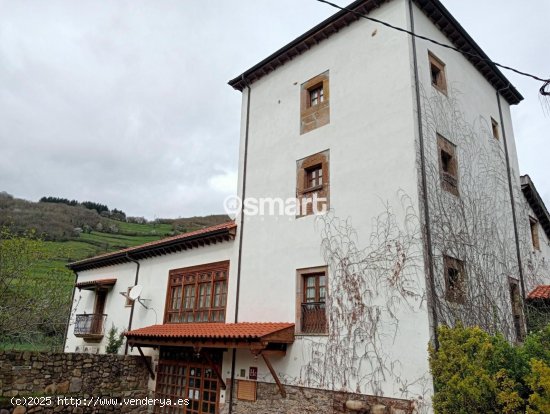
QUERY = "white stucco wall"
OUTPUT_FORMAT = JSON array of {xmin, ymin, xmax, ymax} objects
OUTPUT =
[
  {"xmin": 227, "ymin": 0, "xmax": 432, "ymax": 402},
  {"xmin": 64, "ymin": 240, "xmax": 235, "ymax": 357}
]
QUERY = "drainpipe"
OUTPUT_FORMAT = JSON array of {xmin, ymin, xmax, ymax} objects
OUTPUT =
[
  {"xmin": 124, "ymin": 253, "xmax": 140, "ymax": 355},
  {"xmin": 229, "ymin": 75, "xmax": 252, "ymax": 414},
  {"xmin": 496, "ymin": 86, "xmax": 527, "ymax": 325},
  {"xmin": 62, "ymin": 269, "xmax": 79, "ymax": 352},
  {"xmin": 408, "ymin": 0, "xmax": 439, "ymax": 350}
]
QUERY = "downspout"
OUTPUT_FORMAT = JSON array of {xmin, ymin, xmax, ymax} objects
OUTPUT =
[
  {"xmin": 229, "ymin": 75, "xmax": 252, "ymax": 414},
  {"xmin": 62, "ymin": 269, "xmax": 79, "ymax": 352},
  {"xmin": 496, "ymin": 86, "xmax": 527, "ymax": 323},
  {"xmin": 124, "ymin": 253, "xmax": 140, "ymax": 355},
  {"xmin": 408, "ymin": 0, "xmax": 439, "ymax": 350}
]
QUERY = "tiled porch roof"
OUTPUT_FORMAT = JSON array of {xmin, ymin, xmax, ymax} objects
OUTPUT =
[
  {"xmin": 527, "ymin": 285, "xmax": 550, "ymax": 300},
  {"xmin": 75, "ymin": 278, "xmax": 117, "ymax": 290},
  {"xmin": 125, "ymin": 322, "xmax": 294, "ymax": 341}
]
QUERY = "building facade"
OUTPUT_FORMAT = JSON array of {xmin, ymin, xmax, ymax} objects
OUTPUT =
[{"xmin": 64, "ymin": 1, "xmax": 550, "ymax": 413}]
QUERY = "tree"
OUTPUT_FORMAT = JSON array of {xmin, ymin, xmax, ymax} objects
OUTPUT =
[
  {"xmin": 0, "ymin": 229, "xmax": 72, "ymax": 349},
  {"xmin": 105, "ymin": 324, "xmax": 125, "ymax": 354}
]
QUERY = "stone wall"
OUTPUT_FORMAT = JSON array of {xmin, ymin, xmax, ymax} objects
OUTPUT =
[
  {"xmin": 221, "ymin": 381, "xmax": 415, "ymax": 414},
  {"xmin": 0, "ymin": 351, "xmax": 151, "ymax": 413}
]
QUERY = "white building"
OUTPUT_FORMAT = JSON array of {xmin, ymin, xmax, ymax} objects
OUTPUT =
[{"xmin": 64, "ymin": 1, "xmax": 550, "ymax": 413}]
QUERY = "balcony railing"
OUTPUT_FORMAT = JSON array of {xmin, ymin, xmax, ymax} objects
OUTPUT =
[
  {"xmin": 74, "ymin": 314, "xmax": 107, "ymax": 339},
  {"xmin": 301, "ymin": 302, "xmax": 327, "ymax": 334}
]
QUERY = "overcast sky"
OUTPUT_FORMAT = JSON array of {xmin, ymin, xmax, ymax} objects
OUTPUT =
[{"xmin": 0, "ymin": 0, "xmax": 548, "ymax": 219}]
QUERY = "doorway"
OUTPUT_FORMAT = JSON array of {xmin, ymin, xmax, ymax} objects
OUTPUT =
[{"xmin": 155, "ymin": 348, "xmax": 221, "ymax": 414}]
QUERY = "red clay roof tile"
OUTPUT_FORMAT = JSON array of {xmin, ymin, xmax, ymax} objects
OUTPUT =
[
  {"xmin": 125, "ymin": 322, "xmax": 294, "ymax": 340},
  {"xmin": 527, "ymin": 285, "xmax": 550, "ymax": 300}
]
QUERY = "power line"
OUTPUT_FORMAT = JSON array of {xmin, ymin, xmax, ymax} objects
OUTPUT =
[{"xmin": 315, "ymin": 0, "xmax": 550, "ymax": 91}]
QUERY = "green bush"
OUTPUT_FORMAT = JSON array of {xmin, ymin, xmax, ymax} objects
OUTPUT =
[
  {"xmin": 429, "ymin": 324, "xmax": 550, "ymax": 414},
  {"xmin": 105, "ymin": 324, "xmax": 124, "ymax": 354}
]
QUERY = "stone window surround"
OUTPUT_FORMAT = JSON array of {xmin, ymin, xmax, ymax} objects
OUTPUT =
[
  {"xmin": 443, "ymin": 255, "xmax": 466, "ymax": 304},
  {"xmin": 296, "ymin": 150, "xmax": 330, "ymax": 218},
  {"xmin": 429, "ymin": 51, "xmax": 447, "ymax": 95},
  {"xmin": 295, "ymin": 266, "xmax": 328, "ymax": 336},
  {"xmin": 300, "ymin": 71, "xmax": 330, "ymax": 134},
  {"xmin": 437, "ymin": 133, "xmax": 459, "ymax": 196}
]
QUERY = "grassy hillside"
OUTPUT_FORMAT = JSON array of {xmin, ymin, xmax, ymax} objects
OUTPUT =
[{"xmin": 0, "ymin": 193, "xmax": 229, "ymax": 350}]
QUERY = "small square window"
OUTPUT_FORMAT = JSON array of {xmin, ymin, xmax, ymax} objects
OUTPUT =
[
  {"xmin": 444, "ymin": 256, "xmax": 465, "ymax": 303},
  {"xmin": 429, "ymin": 52, "xmax": 447, "ymax": 94},
  {"xmin": 296, "ymin": 151, "xmax": 329, "ymax": 217},
  {"xmin": 309, "ymin": 85, "xmax": 324, "ymax": 107},
  {"xmin": 125, "ymin": 287, "xmax": 134, "ymax": 307},
  {"xmin": 300, "ymin": 71, "xmax": 329, "ymax": 134},
  {"xmin": 530, "ymin": 216, "xmax": 540, "ymax": 250},
  {"xmin": 491, "ymin": 118, "xmax": 500, "ymax": 140},
  {"xmin": 509, "ymin": 278, "xmax": 525, "ymax": 342},
  {"xmin": 305, "ymin": 164, "xmax": 323, "ymax": 190},
  {"xmin": 437, "ymin": 134, "xmax": 458, "ymax": 195}
]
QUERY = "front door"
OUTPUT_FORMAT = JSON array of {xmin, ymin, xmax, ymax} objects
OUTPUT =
[{"xmin": 155, "ymin": 348, "xmax": 221, "ymax": 414}]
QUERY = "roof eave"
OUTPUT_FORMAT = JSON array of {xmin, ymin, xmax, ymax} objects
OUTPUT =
[
  {"xmin": 228, "ymin": 0, "xmax": 385, "ymax": 91},
  {"xmin": 67, "ymin": 226, "xmax": 236, "ymax": 272},
  {"xmin": 521, "ymin": 175, "xmax": 550, "ymax": 240},
  {"xmin": 228, "ymin": 0, "xmax": 522, "ymax": 105}
]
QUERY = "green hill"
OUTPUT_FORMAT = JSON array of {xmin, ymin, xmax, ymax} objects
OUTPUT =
[{"xmin": 0, "ymin": 192, "xmax": 229, "ymax": 350}]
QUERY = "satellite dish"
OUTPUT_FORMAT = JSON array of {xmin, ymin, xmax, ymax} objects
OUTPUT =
[{"xmin": 129, "ymin": 285, "xmax": 143, "ymax": 301}]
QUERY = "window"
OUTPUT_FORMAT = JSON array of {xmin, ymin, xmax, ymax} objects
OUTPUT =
[
  {"xmin": 437, "ymin": 134, "xmax": 458, "ymax": 195},
  {"xmin": 300, "ymin": 71, "xmax": 330, "ymax": 134},
  {"xmin": 309, "ymin": 85, "xmax": 324, "ymax": 106},
  {"xmin": 429, "ymin": 52, "xmax": 447, "ymax": 94},
  {"xmin": 444, "ymin": 256, "xmax": 465, "ymax": 303},
  {"xmin": 491, "ymin": 118, "xmax": 500, "ymax": 140},
  {"xmin": 165, "ymin": 261, "xmax": 229, "ymax": 323},
  {"xmin": 125, "ymin": 287, "xmax": 134, "ymax": 307},
  {"xmin": 296, "ymin": 150, "xmax": 329, "ymax": 217},
  {"xmin": 530, "ymin": 216, "xmax": 540, "ymax": 250},
  {"xmin": 305, "ymin": 164, "xmax": 323, "ymax": 190},
  {"xmin": 296, "ymin": 267, "xmax": 327, "ymax": 334},
  {"xmin": 509, "ymin": 278, "xmax": 525, "ymax": 342}
]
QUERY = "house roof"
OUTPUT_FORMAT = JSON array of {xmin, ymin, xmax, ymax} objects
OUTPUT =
[
  {"xmin": 75, "ymin": 278, "xmax": 117, "ymax": 290},
  {"xmin": 228, "ymin": 0, "xmax": 522, "ymax": 105},
  {"xmin": 521, "ymin": 175, "xmax": 550, "ymax": 240},
  {"xmin": 125, "ymin": 322, "xmax": 294, "ymax": 340},
  {"xmin": 527, "ymin": 285, "xmax": 550, "ymax": 301},
  {"xmin": 125, "ymin": 322, "xmax": 295, "ymax": 348},
  {"xmin": 67, "ymin": 221, "xmax": 237, "ymax": 272}
]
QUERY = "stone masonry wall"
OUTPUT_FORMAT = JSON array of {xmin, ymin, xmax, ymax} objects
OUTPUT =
[
  {"xmin": 221, "ymin": 381, "xmax": 415, "ymax": 414},
  {"xmin": 0, "ymin": 351, "xmax": 151, "ymax": 413}
]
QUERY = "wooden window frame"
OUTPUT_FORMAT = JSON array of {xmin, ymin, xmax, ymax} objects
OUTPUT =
[
  {"xmin": 491, "ymin": 117, "xmax": 500, "ymax": 140},
  {"xmin": 508, "ymin": 277, "xmax": 526, "ymax": 342},
  {"xmin": 444, "ymin": 256, "xmax": 466, "ymax": 304},
  {"xmin": 164, "ymin": 261, "xmax": 229, "ymax": 324},
  {"xmin": 437, "ymin": 133, "xmax": 459, "ymax": 196},
  {"xmin": 304, "ymin": 163, "xmax": 323, "ymax": 192},
  {"xmin": 125, "ymin": 287, "xmax": 134, "ymax": 307},
  {"xmin": 296, "ymin": 266, "xmax": 328, "ymax": 335},
  {"xmin": 530, "ymin": 216, "xmax": 540, "ymax": 251},
  {"xmin": 296, "ymin": 150, "xmax": 330, "ymax": 217},
  {"xmin": 300, "ymin": 71, "xmax": 330, "ymax": 134},
  {"xmin": 429, "ymin": 51, "xmax": 447, "ymax": 94}
]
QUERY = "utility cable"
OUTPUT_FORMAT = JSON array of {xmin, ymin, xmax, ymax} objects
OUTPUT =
[{"xmin": 315, "ymin": 0, "xmax": 550, "ymax": 93}]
